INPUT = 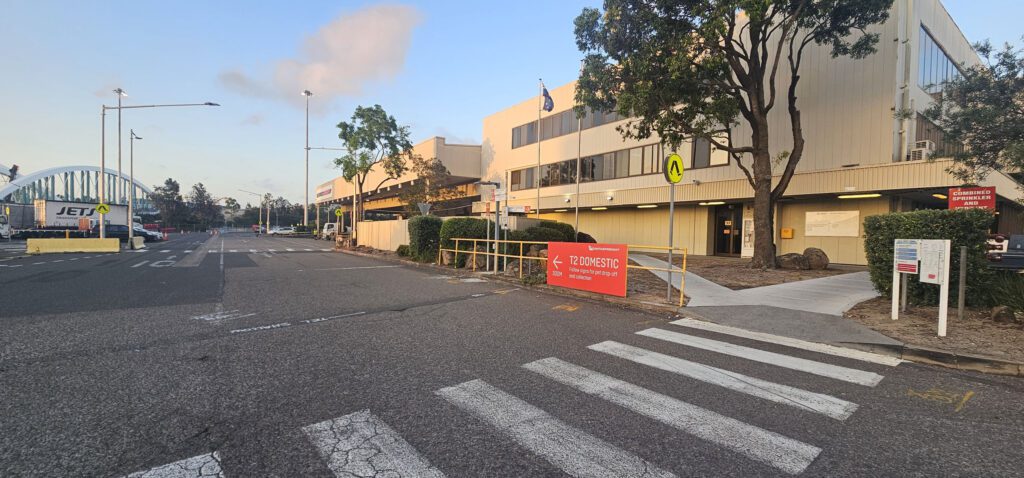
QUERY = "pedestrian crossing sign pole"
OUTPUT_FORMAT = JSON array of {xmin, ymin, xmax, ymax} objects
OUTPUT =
[{"xmin": 663, "ymin": 152, "xmax": 685, "ymax": 301}]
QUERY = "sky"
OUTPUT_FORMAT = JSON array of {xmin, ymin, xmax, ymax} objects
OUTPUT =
[{"xmin": 1, "ymin": 0, "xmax": 1020, "ymax": 205}]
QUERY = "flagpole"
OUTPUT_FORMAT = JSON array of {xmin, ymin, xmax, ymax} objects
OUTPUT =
[{"xmin": 536, "ymin": 79, "xmax": 542, "ymax": 218}]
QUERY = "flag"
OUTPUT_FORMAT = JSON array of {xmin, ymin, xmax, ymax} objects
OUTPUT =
[{"xmin": 542, "ymin": 86, "xmax": 554, "ymax": 112}]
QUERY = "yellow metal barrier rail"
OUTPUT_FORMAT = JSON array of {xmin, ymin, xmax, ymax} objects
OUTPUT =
[{"xmin": 439, "ymin": 238, "xmax": 688, "ymax": 306}]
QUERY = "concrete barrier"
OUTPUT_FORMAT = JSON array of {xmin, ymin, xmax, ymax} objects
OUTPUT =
[
  {"xmin": 130, "ymin": 236, "xmax": 145, "ymax": 250},
  {"xmin": 26, "ymin": 238, "xmax": 120, "ymax": 254}
]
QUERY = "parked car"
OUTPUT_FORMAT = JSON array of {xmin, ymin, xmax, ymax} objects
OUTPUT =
[
  {"xmin": 134, "ymin": 225, "xmax": 163, "ymax": 242},
  {"xmin": 91, "ymin": 224, "xmax": 131, "ymax": 241},
  {"xmin": 988, "ymin": 234, "xmax": 1024, "ymax": 271},
  {"xmin": 269, "ymin": 226, "xmax": 296, "ymax": 236}
]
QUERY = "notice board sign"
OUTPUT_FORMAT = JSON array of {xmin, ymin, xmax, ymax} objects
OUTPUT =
[
  {"xmin": 949, "ymin": 187, "xmax": 995, "ymax": 210},
  {"xmin": 894, "ymin": 239, "xmax": 920, "ymax": 274},
  {"xmin": 805, "ymin": 211, "xmax": 860, "ymax": 237},
  {"xmin": 546, "ymin": 242, "xmax": 628, "ymax": 297},
  {"xmin": 919, "ymin": 239, "xmax": 949, "ymax": 284}
]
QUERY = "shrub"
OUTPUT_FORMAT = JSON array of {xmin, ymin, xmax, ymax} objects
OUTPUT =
[
  {"xmin": 439, "ymin": 217, "xmax": 494, "ymax": 249},
  {"xmin": 408, "ymin": 215, "xmax": 442, "ymax": 262},
  {"xmin": 503, "ymin": 229, "xmax": 530, "ymax": 256},
  {"xmin": 525, "ymin": 226, "xmax": 568, "ymax": 243},
  {"xmin": 396, "ymin": 244, "xmax": 411, "ymax": 257},
  {"xmin": 990, "ymin": 272, "xmax": 1024, "ymax": 312},
  {"xmin": 863, "ymin": 208, "xmax": 995, "ymax": 307},
  {"xmin": 576, "ymin": 231, "xmax": 598, "ymax": 243},
  {"xmin": 538, "ymin": 220, "xmax": 576, "ymax": 241}
]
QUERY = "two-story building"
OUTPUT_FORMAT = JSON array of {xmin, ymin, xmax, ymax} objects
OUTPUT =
[{"xmin": 480, "ymin": 0, "xmax": 1023, "ymax": 265}]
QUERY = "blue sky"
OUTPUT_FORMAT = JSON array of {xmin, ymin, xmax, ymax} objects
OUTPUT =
[{"xmin": 1, "ymin": 0, "xmax": 1020, "ymax": 205}]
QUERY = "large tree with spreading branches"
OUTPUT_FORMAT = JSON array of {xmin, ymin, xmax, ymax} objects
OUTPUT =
[{"xmin": 574, "ymin": 0, "xmax": 893, "ymax": 268}]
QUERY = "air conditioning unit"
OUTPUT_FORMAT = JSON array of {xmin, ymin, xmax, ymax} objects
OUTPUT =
[
  {"xmin": 915, "ymin": 140, "xmax": 936, "ymax": 152},
  {"xmin": 910, "ymin": 148, "xmax": 931, "ymax": 161}
]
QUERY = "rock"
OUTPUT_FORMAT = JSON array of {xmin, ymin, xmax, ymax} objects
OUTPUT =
[
  {"xmin": 471, "ymin": 249, "xmax": 488, "ymax": 269},
  {"xmin": 441, "ymin": 250, "xmax": 455, "ymax": 266},
  {"xmin": 803, "ymin": 247, "xmax": 830, "ymax": 270},
  {"xmin": 539, "ymin": 249, "xmax": 549, "ymax": 259},
  {"xmin": 991, "ymin": 305, "xmax": 1016, "ymax": 323},
  {"xmin": 528, "ymin": 244, "xmax": 544, "ymax": 256},
  {"xmin": 777, "ymin": 253, "xmax": 810, "ymax": 270}
]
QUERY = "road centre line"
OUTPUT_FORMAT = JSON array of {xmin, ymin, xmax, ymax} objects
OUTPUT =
[
  {"xmin": 638, "ymin": 328, "xmax": 885, "ymax": 386},
  {"xmin": 669, "ymin": 318, "xmax": 904, "ymax": 366},
  {"xmin": 436, "ymin": 379, "xmax": 676, "ymax": 478},
  {"xmin": 131, "ymin": 261, "xmax": 149, "ymax": 268},
  {"xmin": 589, "ymin": 341, "xmax": 858, "ymax": 420},
  {"xmin": 523, "ymin": 357, "xmax": 821, "ymax": 475}
]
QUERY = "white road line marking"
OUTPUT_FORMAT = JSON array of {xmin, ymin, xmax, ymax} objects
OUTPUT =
[
  {"xmin": 319, "ymin": 248, "xmax": 331, "ymax": 252},
  {"xmin": 589, "ymin": 341, "xmax": 857, "ymax": 421},
  {"xmin": 69, "ymin": 258, "xmax": 79, "ymax": 261},
  {"xmin": 123, "ymin": 451, "xmax": 224, "ymax": 477},
  {"xmin": 460, "ymin": 278, "xmax": 486, "ymax": 283},
  {"xmin": 230, "ymin": 322, "xmax": 291, "ymax": 334},
  {"xmin": 669, "ymin": 318, "xmax": 904, "ymax": 366},
  {"xmin": 32, "ymin": 262, "xmax": 45, "ymax": 265},
  {"xmin": 312, "ymin": 265, "xmax": 401, "ymax": 271},
  {"xmin": 303, "ymin": 410, "xmax": 445, "ymax": 478},
  {"xmin": 267, "ymin": 249, "xmax": 276, "ymax": 252},
  {"xmin": 184, "ymin": 250, "xmax": 192, "ymax": 253},
  {"xmin": 299, "ymin": 311, "xmax": 366, "ymax": 324},
  {"xmin": 286, "ymin": 248, "xmax": 295, "ymax": 251},
  {"xmin": 51, "ymin": 260, "xmax": 64, "ymax": 263},
  {"xmin": 436, "ymin": 379, "xmax": 676, "ymax": 478},
  {"xmin": 8, "ymin": 264, "xmax": 21, "ymax": 268},
  {"xmin": 304, "ymin": 248, "xmax": 312, "ymax": 251},
  {"xmin": 638, "ymin": 328, "xmax": 884, "ymax": 386},
  {"xmin": 524, "ymin": 357, "xmax": 821, "ymax": 475},
  {"xmin": 160, "ymin": 250, "xmax": 171, "ymax": 253},
  {"xmin": 131, "ymin": 261, "xmax": 149, "ymax": 268},
  {"xmin": 249, "ymin": 249, "xmax": 257, "ymax": 253}
]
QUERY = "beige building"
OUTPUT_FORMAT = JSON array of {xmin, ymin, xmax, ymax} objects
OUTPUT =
[
  {"xmin": 480, "ymin": 0, "xmax": 1023, "ymax": 265},
  {"xmin": 315, "ymin": 136, "xmax": 483, "ymax": 223}
]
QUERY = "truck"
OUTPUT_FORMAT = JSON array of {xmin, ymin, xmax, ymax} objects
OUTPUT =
[{"xmin": 34, "ymin": 199, "xmax": 128, "ymax": 228}]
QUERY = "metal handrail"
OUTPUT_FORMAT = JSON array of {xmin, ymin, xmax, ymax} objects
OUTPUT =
[{"xmin": 439, "ymin": 238, "xmax": 688, "ymax": 305}]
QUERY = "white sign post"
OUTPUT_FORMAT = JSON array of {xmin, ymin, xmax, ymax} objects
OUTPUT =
[
  {"xmin": 892, "ymin": 239, "xmax": 920, "ymax": 321},
  {"xmin": 920, "ymin": 239, "xmax": 952, "ymax": 337}
]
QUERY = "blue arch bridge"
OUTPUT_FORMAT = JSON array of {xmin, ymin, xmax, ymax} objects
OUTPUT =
[{"xmin": 0, "ymin": 163, "xmax": 157, "ymax": 215}]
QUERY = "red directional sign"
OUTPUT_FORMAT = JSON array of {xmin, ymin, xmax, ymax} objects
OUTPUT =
[
  {"xmin": 546, "ymin": 242, "xmax": 628, "ymax": 297},
  {"xmin": 948, "ymin": 186, "xmax": 995, "ymax": 210}
]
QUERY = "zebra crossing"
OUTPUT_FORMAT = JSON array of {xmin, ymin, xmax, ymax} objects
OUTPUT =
[{"xmin": 122, "ymin": 320, "xmax": 901, "ymax": 477}]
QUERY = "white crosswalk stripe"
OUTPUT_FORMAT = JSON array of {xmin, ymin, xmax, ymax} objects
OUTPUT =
[
  {"xmin": 303, "ymin": 410, "xmax": 445, "ymax": 478},
  {"xmin": 589, "ymin": 341, "xmax": 857, "ymax": 420},
  {"xmin": 669, "ymin": 318, "xmax": 904, "ymax": 366},
  {"xmin": 437, "ymin": 379, "xmax": 676, "ymax": 478},
  {"xmin": 523, "ymin": 357, "xmax": 821, "ymax": 475},
  {"xmin": 638, "ymin": 328, "xmax": 884, "ymax": 386},
  {"xmin": 123, "ymin": 452, "xmax": 224, "ymax": 477}
]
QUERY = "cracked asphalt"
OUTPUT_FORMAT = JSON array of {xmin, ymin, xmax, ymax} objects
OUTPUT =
[{"xmin": 2, "ymin": 231, "xmax": 1023, "ymax": 477}]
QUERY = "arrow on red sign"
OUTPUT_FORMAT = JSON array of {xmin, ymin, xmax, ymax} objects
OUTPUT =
[{"xmin": 552, "ymin": 255, "xmax": 562, "ymax": 269}]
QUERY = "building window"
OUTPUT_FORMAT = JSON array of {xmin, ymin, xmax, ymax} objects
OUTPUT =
[
  {"xmin": 511, "ymin": 106, "xmax": 621, "ymax": 149},
  {"xmin": 918, "ymin": 26, "xmax": 962, "ymax": 95}
]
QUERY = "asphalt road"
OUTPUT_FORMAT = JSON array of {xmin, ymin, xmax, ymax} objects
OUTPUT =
[{"xmin": 1, "ymin": 231, "xmax": 1022, "ymax": 477}]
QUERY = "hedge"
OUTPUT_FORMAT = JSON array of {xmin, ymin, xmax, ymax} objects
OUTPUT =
[
  {"xmin": 863, "ymin": 208, "xmax": 995, "ymax": 307},
  {"xmin": 525, "ymin": 226, "xmax": 567, "ymax": 243},
  {"xmin": 538, "ymin": 221, "xmax": 576, "ymax": 241},
  {"xmin": 439, "ymin": 217, "xmax": 495, "ymax": 249},
  {"xmin": 408, "ymin": 215, "xmax": 442, "ymax": 262}
]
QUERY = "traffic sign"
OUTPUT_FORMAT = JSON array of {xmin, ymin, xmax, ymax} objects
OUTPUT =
[
  {"xmin": 96, "ymin": 203, "xmax": 110, "ymax": 214},
  {"xmin": 335, "ymin": 208, "xmax": 344, "ymax": 217},
  {"xmin": 663, "ymin": 153, "xmax": 685, "ymax": 184},
  {"xmin": 546, "ymin": 242, "xmax": 628, "ymax": 297}
]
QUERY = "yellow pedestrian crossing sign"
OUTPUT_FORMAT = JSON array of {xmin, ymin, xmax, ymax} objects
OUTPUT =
[
  {"xmin": 96, "ymin": 203, "xmax": 110, "ymax": 214},
  {"xmin": 335, "ymin": 208, "xmax": 343, "ymax": 217},
  {"xmin": 663, "ymin": 153, "xmax": 685, "ymax": 184}
]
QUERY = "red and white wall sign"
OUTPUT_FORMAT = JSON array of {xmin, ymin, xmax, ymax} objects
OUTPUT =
[
  {"xmin": 546, "ymin": 242, "xmax": 628, "ymax": 297},
  {"xmin": 948, "ymin": 186, "xmax": 996, "ymax": 210}
]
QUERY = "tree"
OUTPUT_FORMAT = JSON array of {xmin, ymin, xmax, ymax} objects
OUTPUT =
[
  {"xmin": 223, "ymin": 197, "xmax": 241, "ymax": 214},
  {"xmin": 398, "ymin": 154, "xmax": 463, "ymax": 216},
  {"xmin": 574, "ymin": 0, "xmax": 893, "ymax": 268},
  {"xmin": 151, "ymin": 178, "xmax": 189, "ymax": 226},
  {"xmin": 334, "ymin": 105, "xmax": 413, "ymax": 239},
  {"xmin": 188, "ymin": 183, "xmax": 220, "ymax": 229},
  {"xmin": 925, "ymin": 40, "xmax": 1024, "ymax": 188}
]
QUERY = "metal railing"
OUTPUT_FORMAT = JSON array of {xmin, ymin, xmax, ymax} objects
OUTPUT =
[{"xmin": 439, "ymin": 238, "xmax": 688, "ymax": 306}]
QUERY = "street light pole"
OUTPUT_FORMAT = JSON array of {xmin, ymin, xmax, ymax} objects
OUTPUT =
[
  {"xmin": 129, "ymin": 130, "xmax": 142, "ymax": 243},
  {"xmin": 302, "ymin": 90, "xmax": 312, "ymax": 227},
  {"xmin": 114, "ymin": 88, "xmax": 126, "ymax": 205},
  {"xmin": 98, "ymin": 100, "xmax": 219, "ymax": 239}
]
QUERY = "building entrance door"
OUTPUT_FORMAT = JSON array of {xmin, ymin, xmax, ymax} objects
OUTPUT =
[{"xmin": 714, "ymin": 204, "xmax": 743, "ymax": 256}]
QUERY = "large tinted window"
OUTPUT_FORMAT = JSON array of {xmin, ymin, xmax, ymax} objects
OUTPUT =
[{"xmin": 918, "ymin": 26, "xmax": 961, "ymax": 95}]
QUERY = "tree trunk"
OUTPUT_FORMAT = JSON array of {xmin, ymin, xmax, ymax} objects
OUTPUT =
[{"xmin": 749, "ymin": 116, "xmax": 777, "ymax": 269}]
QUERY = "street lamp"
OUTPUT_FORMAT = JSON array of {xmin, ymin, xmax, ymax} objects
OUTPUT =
[
  {"xmin": 99, "ymin": 100, "xmax": 219, "ymax": 238},
  {"xmin": 302, "ymin": 90, "xmax": 312, "ymax": 227},
  {"xmin": 239, "ymin": 189, "xmax": 269, "ymax": 235},
  {"xmin": 128, "ymin": 129, "xmax": 142, "ymax": 243},
  {"xmin": 113, "ymin": 88, "xmax": 127, "ymax": 206}
]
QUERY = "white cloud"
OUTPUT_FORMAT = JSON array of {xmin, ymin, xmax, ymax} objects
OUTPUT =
[{"xmin": 220, "ymin": 4, "xmax": 421, "ymax": 110}]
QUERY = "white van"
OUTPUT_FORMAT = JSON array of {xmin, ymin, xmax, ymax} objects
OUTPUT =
[
  {"xmin": 321, "ymin": 222, "xmax": 338, "ymax": 240},
  {"xmin": 0, "ymin": 213, "xmax": 10, "ymax": 239}
]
